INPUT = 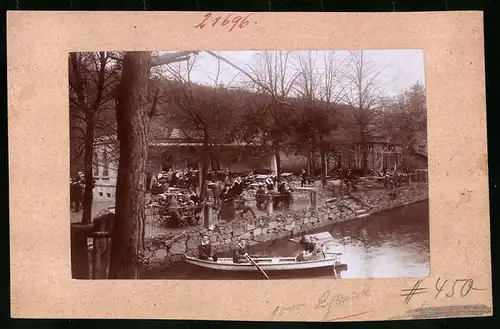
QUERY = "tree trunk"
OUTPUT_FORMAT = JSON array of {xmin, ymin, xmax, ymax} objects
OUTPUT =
[
  {"xmin": 306, "ymin": 151, "xmax": 312, "ymax": 176},
  {"xmin": 200, "ymin": 127, "xmax": 209, "ymax": 201},
  {"xmin": 359, "ymin": 127, "xmax": 369, "ymax": 174},
  {"xmin": 319, "ymin": 134, "xmax": 328, "ymax": 187},
  {"xmin": 361, "ymin": 143, "xmax": 368, "ymax": 173},
  {"xmin": 309, "ymin": 151, "xmax": 316, "ymax": 176},
  {"xmin": 109, "ymin": 52, "xmax": 151, "ymax": 279},
  {"xmin": 275, "ymin": 148, "xmax": 282, "ymax": 184},
  {"xmin": 81, "ymin": 112, "xmax": 94, "ymax": 224},
  {"xmin": 320, "ymin": 151, "xmax": 327, "ymax": 188}
]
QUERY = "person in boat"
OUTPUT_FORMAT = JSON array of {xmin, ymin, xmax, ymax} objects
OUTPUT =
[
  {"xmin": 233, "ymin": 239, "xmax": 250, "ymax": 263},
  {"xmin": 198, "ymin": 235, "xmax": 215, "ymax": 261},
  {"xmin": 297, "ymin": 236, "xmax": 324, "ymax": 261}
]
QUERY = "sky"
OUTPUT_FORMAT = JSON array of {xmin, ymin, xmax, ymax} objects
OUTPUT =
[{"xmin": 158, "ymin": 49, "xmax": 425, "ymax": 98}]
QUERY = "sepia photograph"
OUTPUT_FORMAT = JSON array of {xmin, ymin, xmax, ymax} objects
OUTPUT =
[{"xmin": 69, "ymin": 49, "xmax": 429, "ymax": 280}]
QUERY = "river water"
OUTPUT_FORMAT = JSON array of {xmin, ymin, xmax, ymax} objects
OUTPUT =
[{"xmin": 141, "ymin": 200, "xmax": 429, "ymax": 279}]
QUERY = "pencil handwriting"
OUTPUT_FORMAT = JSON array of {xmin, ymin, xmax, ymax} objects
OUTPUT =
[
  {"xmin": 400, "ymin": 277, "xmax": 485, "ymax": 304},
  {"xmin": 270, "ymin": 303, "xmax": 306, "ymax": 318},
  {"xmin": 270, "ymin": 285, "xmax": 371, "ymax": 320},
  {"xmin": 314, "ymin": 285, "xmax": 372, "ymax": 321},
  {"xmin": 434, "ymin": 277, "xmax": 485, "ymax": 299}
]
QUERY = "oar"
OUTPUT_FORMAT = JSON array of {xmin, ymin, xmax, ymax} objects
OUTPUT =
[{"xmin": 245, "ymin": 253, "xmax": 269, "ymax": 280}]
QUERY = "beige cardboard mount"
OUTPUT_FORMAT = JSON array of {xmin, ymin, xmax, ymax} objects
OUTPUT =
[{"xmin": 7, "ymin": 11, "xmax": 491, "ymax": 321}]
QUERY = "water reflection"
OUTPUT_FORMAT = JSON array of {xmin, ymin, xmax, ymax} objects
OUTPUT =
[
  {"xmin": 141, "ymin": 201, "xmax": 429, "ymax": 279},
  {"xmin": 329, "ymin": 201, "xmax": 429, "ymax": 279}
]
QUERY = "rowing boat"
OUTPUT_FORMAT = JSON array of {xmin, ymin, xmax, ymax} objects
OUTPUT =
[{"xmin": 183, "ymin": 254, "xmax": 346, "ymax": 272}]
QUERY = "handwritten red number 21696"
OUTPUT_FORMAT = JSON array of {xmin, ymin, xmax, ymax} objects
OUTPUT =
[{"xmin": 195, "ymin": 13, "xmax": 254, "ymax": 32}]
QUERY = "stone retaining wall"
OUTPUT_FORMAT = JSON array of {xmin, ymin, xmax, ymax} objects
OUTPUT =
[
  {"xmin": 353, "ymin": 184, "xmax": 429, "ymax": 214},
  {"xmin": 141, "ymin": 183, "xmax": 428, "ymax": 270}
]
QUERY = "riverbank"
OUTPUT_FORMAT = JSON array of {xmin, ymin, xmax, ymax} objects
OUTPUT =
[{"xmin": 141, "ymin": 182, "xmax": 428, "ymax": 271}]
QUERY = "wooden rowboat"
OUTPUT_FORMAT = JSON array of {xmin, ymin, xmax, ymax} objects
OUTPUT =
[{"xmin": 183, "ymin": 254, "xmax": 346, "ymax": 272}]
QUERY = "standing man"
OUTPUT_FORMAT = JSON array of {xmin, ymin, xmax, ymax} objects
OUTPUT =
[
  {"xmin": 72, "ymin": 172, "xmax": 85, "ymax": 212},
  {"xmin": 212, "ymin": 180, "xmax": 222, "ymax": 206},
  {"xmin": 255, "ymin": 183, "xmax": 266, "ymax": 210},
  {"xmin": 300, "ymin": 168, "xmax": 307, "ymax": 187},
  {"xmin": 70, "ymin": 177, "xmax": 79, "ymax": 212},
  {"xmin": 166, "ymin": 168, "xmax": 173, "ymax": 187},
  {"xmin": 224, "ymin": 172, "xmax": 231, "ymax": 187}
]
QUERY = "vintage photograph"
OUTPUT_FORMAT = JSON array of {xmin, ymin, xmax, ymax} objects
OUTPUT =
[{"xmin": 69, "ymin": 49, "xmax": 429, "ymax": 280}]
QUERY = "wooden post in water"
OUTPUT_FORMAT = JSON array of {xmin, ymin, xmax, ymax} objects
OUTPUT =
[
  {"xmin": 92, "ymin": 232, "xmax": 111, "ymax": 279},
  {"xmin": 91, "ymin": 213, "xmax": 114, "ymax": 279},
  {"xmin": 70, "ymin": 223, "xmax": 93, "ymax": 279},
  {"xmin": 310, "ymin": 189, "xmax": 317, "ymax": 209},
  {"xmin": 266, "ymin": 193, "xmax": 273, "ymax": 215},
  {"xmin": 203, "ymin": 201, "xmax": 213, "ymax": 228}
]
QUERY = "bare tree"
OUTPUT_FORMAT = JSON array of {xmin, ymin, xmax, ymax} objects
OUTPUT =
[
  {"xmin": 236, "ymin": 51, "xmax": 299, "ymax": 182},
  {"xmin": 108, "ymin": 51, "xmax": 198, "ymax": 279},
  {"xmin": 159, "ymin": 54, "xmax": 239, "ymax": 200},
  {"xmin": 339, "ymin": 50, "xmax": 388, "ymax": 173},
  {"xmin": 292, "ymin": 51, "xmax": 345, "ymax": 186},
  {"xmin": 69, "ymin": 52, "xmax": 120, "ymax": 224}
]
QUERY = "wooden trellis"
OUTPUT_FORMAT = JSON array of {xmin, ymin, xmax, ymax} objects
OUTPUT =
[
  {"xmin": 373, "ymin": 144, "xmax": 401, "ymax": 171},
  {"xmin": 330, "ymin": 143, "xmax": 403, "ymax": 171}
]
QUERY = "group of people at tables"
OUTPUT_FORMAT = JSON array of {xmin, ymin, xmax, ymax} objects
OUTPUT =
[
  {"xmin": 155, "ymin": 188, "xmax": 203, "ymax": 227},
  {"xmin": 330, "ymin": 166, "xmax": 412, "ymax": 190},
  {"xmin": 150, "ymin": 168, "xmax": 297, "ymax": 226},
  {"xmin": 197, "ymin": 235, "xmax": 325, "ymax": 263},
  {"xmin": 149, "ymin": 167, "xmax": 200, "ymax": 195},
  {"xmin": 379, "ymin": 168, "xmax": 409, "ymax": 188}
]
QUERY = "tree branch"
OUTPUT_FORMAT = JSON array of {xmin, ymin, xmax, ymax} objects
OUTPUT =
[
  {"xmin": 204, "ymin": 50, "xmax": 293, "ymax": 108},
  {"xmin": 150, "ymin": 51, "xmax": 200, "ymax": 67},
  {"xmin": 148, "ymin": 88, "xmax": 160, "ymax": 118}
]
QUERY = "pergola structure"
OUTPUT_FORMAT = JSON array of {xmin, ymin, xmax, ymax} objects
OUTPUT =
[{"xmin": 330, "ymin": 142, "xmax": 403, "ymax": 171}]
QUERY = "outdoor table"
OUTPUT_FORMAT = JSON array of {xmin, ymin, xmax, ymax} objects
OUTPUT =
[{"xmin": 170, "ymin": 204, "xmax": 201, "ymax": 227}]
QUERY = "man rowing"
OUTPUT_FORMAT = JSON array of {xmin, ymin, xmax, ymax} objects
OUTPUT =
[{"xmin": 233, "ymin": 239, "xmax": 257, "ymax": 264}]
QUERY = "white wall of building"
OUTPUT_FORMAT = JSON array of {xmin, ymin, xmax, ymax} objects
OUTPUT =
[{"xmin": 92, "ymin": 142, "xmax": 117, "ymax": 201}]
